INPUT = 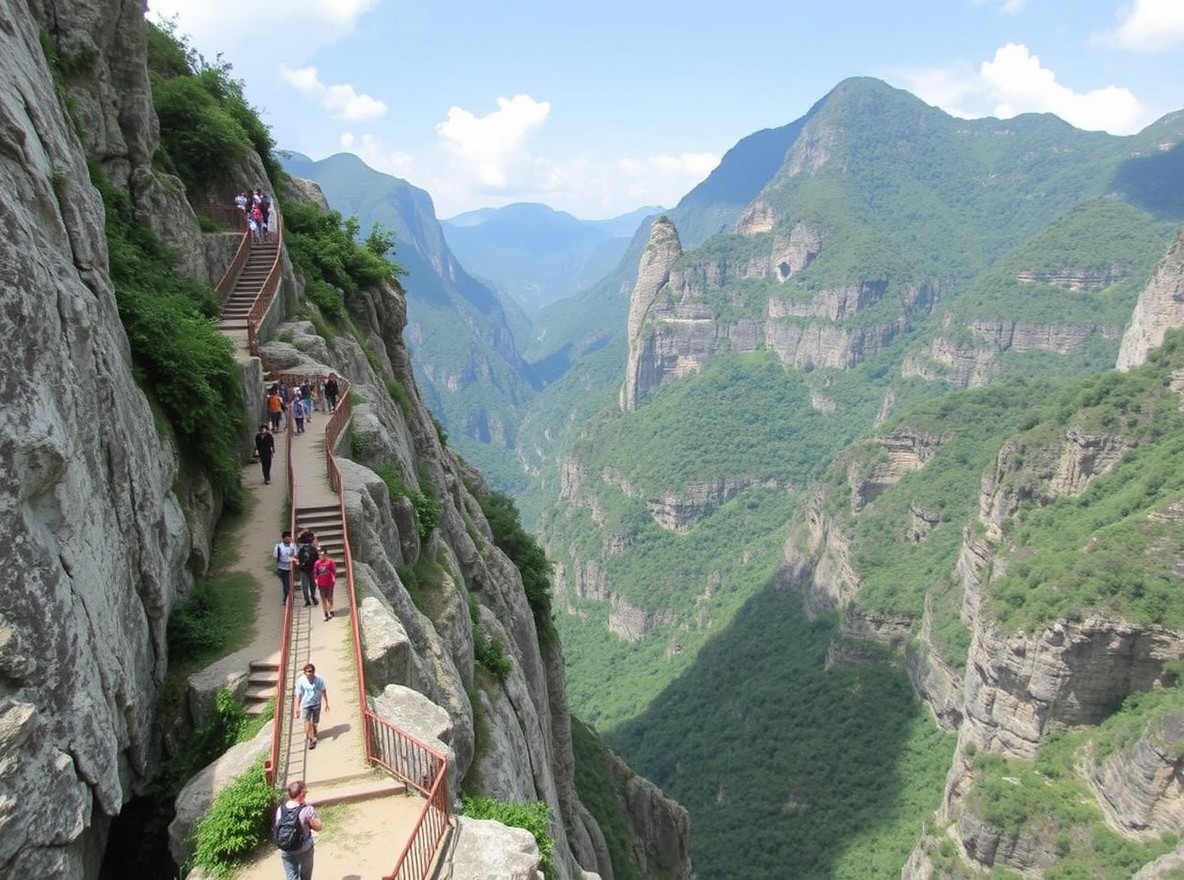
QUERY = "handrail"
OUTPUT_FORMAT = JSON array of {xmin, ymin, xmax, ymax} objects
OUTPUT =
[
  {"xmin": 197, "ymin": 204, "xmax": 248, "ymax": 232},
  {"xmin": 211, "ymin": 213, "xmax": 251, "ymax": 308},
  {"xmin": 321, "ymin": 379, "xmax": 453, "ymax": 878},
  {"xmin": 246, "ymin": 208, "xmax": 284, "ymax": 358},
  {"xmin": 265, "ymin": 381, "xmax": 299, "ymax": 787}
]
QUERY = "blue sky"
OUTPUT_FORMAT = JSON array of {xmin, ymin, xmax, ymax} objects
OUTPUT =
[{"xmin": 147, "ymin": 0, "xmax": 1184, "ymax": 220}]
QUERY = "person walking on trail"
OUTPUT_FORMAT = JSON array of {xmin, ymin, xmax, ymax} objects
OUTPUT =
[
  {"xmin": 291, "ymin": 386, "xmax": 305, "ymax": 433},
  {"xmin": 295, "ymin": 529, "xmax": 320, "ymax": 607},
  {"xmin": 275, "ymin": 779, "xmax": 321, "ymax": 880},
  {"xmin": 295, "ymin": 663, "xmax": 329, "ymax": 749},
  {"xmin": 274, "ymin": 531, "xmax": 298, "ymax": 605},
  {"xmin": 313, "ymin": 548, "xmax": 337, "ymax": 621},
  {"xmin": 324, "ymin": 373, "xmax": 339, "ymax": 414},
  {"xmin": 266, "ymin": 388, "xmax": 284, "ymax": 432},
  {"xmin": 254, "ymin": 423, "xmax": 275, "ymax": 485}
]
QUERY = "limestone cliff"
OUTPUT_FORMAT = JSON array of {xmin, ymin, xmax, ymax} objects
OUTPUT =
[
  {"xmin": 0, "ymin": 0, "xmax": 216, "ymax": 875},
  {"xmin": 775, "ymin": 334, "xmax": 1184, "ymax": 876},
  {"xmin": 1118, "ymin": 228, "xmax": 1184, "ymax": 370},
  {"xmin": 619, "ymin": 215, "xmax": 939, "ymax": 409}
]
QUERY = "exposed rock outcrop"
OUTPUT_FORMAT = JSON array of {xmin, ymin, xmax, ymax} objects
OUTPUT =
[
  {"xmin": 1, "ymin": 3, "xmax": 214, "ymax": 875},
  {"xmin": 1119, "ymin": 230, "xmax": 1184, "ymax": 370}
]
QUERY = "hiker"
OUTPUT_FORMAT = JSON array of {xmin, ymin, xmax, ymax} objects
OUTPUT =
[
  {"xmin": 274, "ymin": 779, "xmax": 321, "ymax": 880},
  {"xmin": 266, "ymin": 387, "xmax": 284, "ymax": 432},
  {"xmin": 274, "ymin": 530, "xmax": 298, "ymax": 605},
  {"xmin": 300, "ymin": 377, "xmax": 313, "ymax": 425},
  {"xmin": 291, "ymin": 386, "xmax": 305, "ymax": 433},
  {"xmin": 295, "ymin": 663, "xmax": 329, "ymax": 749},
  {"xmin": 313, "ymin": 548, "xmax": 337, "ymax": 622},
  {"xmin": 295, "ymin": 528, "xmax": 320, "ymax": 607},
  {"xmin": 324, "ymin": 373, "xmax": 339, "ymax": 413},
  {"xmin": 254, "ymin": 423, "xmax": 274, "ymax": 485}
]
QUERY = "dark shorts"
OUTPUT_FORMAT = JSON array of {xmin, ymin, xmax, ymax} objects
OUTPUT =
[
  {"xmin": 316, "ymin": 586, "xmax": 334, "ymax": 603},
  {"xmin": 301, "ymin": 705, "xmax": 321, "ymax": 724}
]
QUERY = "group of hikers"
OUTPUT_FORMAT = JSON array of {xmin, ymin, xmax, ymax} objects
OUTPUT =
[
  {"xmin": 254, "ymin": 374, "xmax": 341, "ymax": 485},
  {"xmin": 272, "ymin": 532, "xmax": 335, "ymax": 878},
  {"xmin": 234, "ymin": 187, "xmax": 274, "ymax": 241},
  {"xmin": 273, "ymin": 526, "xmax": 339, "ymax": 622}
]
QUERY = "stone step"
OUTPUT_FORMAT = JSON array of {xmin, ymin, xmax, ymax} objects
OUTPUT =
[{"xmin": 307, "ymin": 775, "xmax": 408, "ymax": 807}]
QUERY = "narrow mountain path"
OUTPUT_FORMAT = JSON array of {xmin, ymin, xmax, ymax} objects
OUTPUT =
[{"xmin": 209, "ymin": 222, "xmax": 426, "ymax": 878}]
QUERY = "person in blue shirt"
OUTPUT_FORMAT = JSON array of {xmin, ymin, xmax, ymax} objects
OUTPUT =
[{"xmin": 294, "ymin": 663, "xmax": 330, "ymax": 748}]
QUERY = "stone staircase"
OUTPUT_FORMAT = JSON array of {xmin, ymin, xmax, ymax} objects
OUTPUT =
[
  {"xmin": 295, "ymin": 504, "xmax": 347, "ymax": 564},
  {"xmin": 244, "ymin": 659, "xmax": 279, "ymax": 717},
  {"xmin": 218, "ymin": 239, "xmax": 278, "ymax": 331}
]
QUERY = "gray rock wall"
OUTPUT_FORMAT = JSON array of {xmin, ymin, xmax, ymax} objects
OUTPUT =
[{"xmin": 1, "ymin": 1, "xmax": 206, "ymax": 875}]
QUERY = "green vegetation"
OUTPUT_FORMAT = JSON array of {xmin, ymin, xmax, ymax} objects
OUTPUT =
[
  {"xmin": 611, "ymin": 587, "xmax": 955, "ymax": 879},
  {"xmin": 469, "ymin": 596, "xmax": 512, "ymax": 683},
  {"xmin": 281, "ymin": 201, "xmax": 403, "ymax": 323},
  {"xmin": 461, "ymin": 796, "xmax": 555, "ymax": 876},
  {"xmin": 146, "ymin": 21, "xmax": 280, "ymax": 195},
  {"xmin": 189, "ymin": 760, "xmax": 277, "ymax": 878},
  {"xmin": 962, "ymin": 721, "xmax": 1177, "ymax": 879},
  {"xmin": 166, "ymin": 501, "xmax": 259, "ymax": 674},
  {"xmin": 373, "ymin": 464, "xmax": 439, "ymax": 543},
  {"xmin": 473, "ymin": 487, "xmax": 553, "ymax": 631},
  {"xmin": 94, "ymin": 166, "xmax": 246, "ymax": 503},
  {"xmin": 570, "ymin": 718, "xmax": 642, "ymax": 880}
]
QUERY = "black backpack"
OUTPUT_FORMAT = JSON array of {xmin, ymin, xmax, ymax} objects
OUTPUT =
[
  {"xmin": 274, "ymin": 803, "xmax": 305, "ymax": 851},
  {"xmin": 297, "ymin": 543, "xmax": 318, "ymax": 572}
]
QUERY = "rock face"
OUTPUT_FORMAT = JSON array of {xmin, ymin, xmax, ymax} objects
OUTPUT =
[
  {"xmin": 0, "ymin": 2, "xmax": 215, "ymax": 876},
  {"xmin": 1118, "ymin": 229, "xmax": 1184, "ymax": 370},
  {"xmin": 774, "ymin": 348, "xmax": 1184, "ymax": 877},
  {"xmin": 619, "ymin": 214, "xmax": 940, "ymax": 408}
]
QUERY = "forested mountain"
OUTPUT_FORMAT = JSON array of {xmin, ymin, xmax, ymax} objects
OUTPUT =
[
  {"xmin": 284, "ymin": 75, "xmax": 1184, "ymax": 877},
  {"xmin": 281, "ymin": 151, "xmax": 538, "ymax": 488},
  {"xmin": 527, "ymin": 77, "xmax": 1184, "ymax": 877}
]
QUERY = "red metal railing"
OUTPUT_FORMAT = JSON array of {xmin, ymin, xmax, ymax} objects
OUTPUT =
[
  {"xmin": 197, "ymin": 204, "xmax": 248, "ymax": 232},
  {"xmin": 265, "ymin": 379, "xmax": 299, "ymax": 787},
  {"xmin": 321, "ymin": 379, "xmax": 453, "ymax": 878},
  {"xmin": 246, "ymin": 209, "xmax": 284, "ymax": 358},
  {"xmin": 212, "ymin": 215, "xmax": 251, "ymax": 308}
]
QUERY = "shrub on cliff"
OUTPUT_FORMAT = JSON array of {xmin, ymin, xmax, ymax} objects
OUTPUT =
[
  {"xmin": 94, "ymin": 165, "xmax": 246, "ymax": 502},
  {"xmin": 146, "ymin": 21, "xmax": 280, "ymax": 193}
]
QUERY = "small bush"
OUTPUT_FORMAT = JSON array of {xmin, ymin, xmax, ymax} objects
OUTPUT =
[
  {"xmin": 189, "ymin": 761, "xmax": 277, "ymax": 877},
  {"xmin": 475, "ymin": 490, "xmax": 553, "ymax": 629},
  {"xmin": 461, "ymin": 796, "xmax": 554, "ymax": 876},
  {"xmin": 386, "ymin": 379, "xmax": 410, "ymax": 414}
]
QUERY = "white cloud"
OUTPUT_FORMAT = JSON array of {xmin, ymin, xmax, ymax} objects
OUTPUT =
[
  {"xmin": 147, "ymin": 0, "xmax": 376, "ymax": 57},
  {"xmin": 899, "ymin": 43, "xmax": 1151, "ymax": 135},
  {"xmin": 969, "ymin": 0, "xmax": 1026, "ymax": 14},
  {"xmin": 436, "ymin": 95, "xmax": 551, "ymax": 188},
  {"xmin": 279, "ymin": 65, "xmax": 388, "ymax": 122},
  {"xmin": 1096, "ymin": 0, "xmax": 1184, "ymax": 53}
]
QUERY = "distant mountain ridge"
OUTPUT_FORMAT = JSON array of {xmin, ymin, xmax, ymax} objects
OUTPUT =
[
  {"xmin": 441, "ymin": 202, "xmax": 662, "ymax": 315},
  {"xmin": 281, "ymin": 151, "xmax": 540, "ymax": 486}
]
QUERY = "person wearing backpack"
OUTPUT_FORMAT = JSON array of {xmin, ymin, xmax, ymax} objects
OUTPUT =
[
  {"xmin": 274, "ymin": 778, "xmax": 321, "ymax": 879},
  {"xmin": 296, "ymin": 529, "xmax": 320, "ymax": 607}
]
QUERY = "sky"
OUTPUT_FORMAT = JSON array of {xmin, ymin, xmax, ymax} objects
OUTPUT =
[{"xmin": 145, "ymin": 0, "xmax": 1184, "ymax": 221}]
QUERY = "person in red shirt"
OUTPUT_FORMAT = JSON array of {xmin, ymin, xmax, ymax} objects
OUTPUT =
[{"xmin": 313, "ymin": 548, "xmax": 337, "ymax": 622}]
